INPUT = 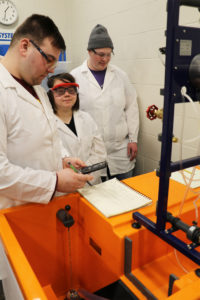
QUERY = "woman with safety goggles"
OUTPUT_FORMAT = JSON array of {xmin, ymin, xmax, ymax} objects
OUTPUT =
[{"xmin": 47, "ymin": 73, "xmax": 107, "ymax": 185}]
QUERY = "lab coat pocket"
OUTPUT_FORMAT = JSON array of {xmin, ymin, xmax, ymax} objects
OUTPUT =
[{"xmin": 115, "ymin": 121, "xmax": 128, "ymax": 141}]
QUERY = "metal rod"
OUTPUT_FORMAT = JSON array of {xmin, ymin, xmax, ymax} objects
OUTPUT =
[
  {"xmin": 170, "ymin": 156, "xmax": 200, "ymax": 172},
  {"xmin": 180, "ymin": 0, "xmax": 200, "ymax": 8}
]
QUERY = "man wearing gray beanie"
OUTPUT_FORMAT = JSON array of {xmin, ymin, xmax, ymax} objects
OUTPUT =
[
  {"xmin": 71, "ymin": 24, "xmax": 139, "ymax": 181},
  {"xmin": 87, "ymin": 24, "xmax": 114, "ymax": 50}
]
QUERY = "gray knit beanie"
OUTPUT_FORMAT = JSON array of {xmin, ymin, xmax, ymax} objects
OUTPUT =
[{"xmin": 87, "ymin": 24, "xmax": 114, "ymax": 50}]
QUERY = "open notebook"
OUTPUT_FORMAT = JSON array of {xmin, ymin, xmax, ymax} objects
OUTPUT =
[{"xmin": 78, "ymin": 178, "xmax": 152, "ymax": 218}]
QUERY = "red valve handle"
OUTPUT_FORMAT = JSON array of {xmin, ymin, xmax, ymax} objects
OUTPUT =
[{"xmin": 146, "ymin": 104, "xmax": 158, "ymax": 120}]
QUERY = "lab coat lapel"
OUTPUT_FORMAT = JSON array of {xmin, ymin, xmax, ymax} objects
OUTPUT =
[
  {"xmin": 0, "ymin": 63, "xmax": 41, "ymax": 110},
  {"xmin": 102, "ymin": 65, "xmax": 115, "ymax": 91},
  {"xmin": 55, "ymin": 115, "xmax": 77, "ymax": 139},
  {"xmin": 34, "ymin": 86, "xmax": 48, "ymax": 111},
  {"xmin": 84, "ymin": 61, "xmax": 115, "ymax": 92},
  {"xmin": 16, "ymin": 84, "xmax": 41, "ymax": 110},
  {"xmin": 87, "ymin": 69, "xmax": 100, "ymax": 89},
  {"xmin": 81, "ymin": 60, "xmax": 100, "ymax": 89},
  {"xmin": 34, "ymin": 86, "xmax": 61, "ymax": 135},
  {"xmin": 73, "ymin": 111, "xmax": 82, "ymax": 138}
]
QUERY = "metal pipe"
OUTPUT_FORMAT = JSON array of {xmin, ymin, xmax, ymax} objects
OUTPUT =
[
  {"xmin": 180, "ymin": 0, "xmax": 200, "ymax": 7},
  {"xmin": 167, "ymin": 212, "xmax": 200, "ymax": 244}
]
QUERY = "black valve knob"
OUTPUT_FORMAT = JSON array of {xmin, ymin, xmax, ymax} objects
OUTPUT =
[
  {"xmin": 65, "ymin": 205, "xmax": 71, "ymax": 212},
  {"xmin": 56, "ymin": 205, "xmax": 75, "ymax": 228}
]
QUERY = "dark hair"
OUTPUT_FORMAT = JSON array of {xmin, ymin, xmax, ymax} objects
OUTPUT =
[
  {"xmin": 47, "ymin": 73, "xmax": 79, "ymax": 113},
  {"xmin": 10, "ymin": 14, "xmax": 66, "ymax": 50}
]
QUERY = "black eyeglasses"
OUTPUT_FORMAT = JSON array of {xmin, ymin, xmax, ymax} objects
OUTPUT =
[
  {"xmin": 30, "ymin": 39, "xmax": 57, "ymax": 68},
  {"xmin": 92, "ymin": 49, "xmax": 113, "ymax": 58}
]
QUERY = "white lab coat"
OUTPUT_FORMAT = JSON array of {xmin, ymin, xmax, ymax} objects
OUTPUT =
[
  {"xmin": 55, "ymin": 110, "xmax": 107, "ymax": 184},
  {"xmin": 0, "ymin": 63, "xmax": 66, "ymax": 209},
  {"xmin": 71, "ymin": 61, "xmax": 139, "ymax": 176}
]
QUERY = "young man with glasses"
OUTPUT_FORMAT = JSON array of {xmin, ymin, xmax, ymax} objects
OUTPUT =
[
  {"xmin": 71, "ymin": 24, "xmax": 139, "ymax": 181},
  {"xmin": 0, "ymin": 14, "xmax": 93, "ymax": 209}
]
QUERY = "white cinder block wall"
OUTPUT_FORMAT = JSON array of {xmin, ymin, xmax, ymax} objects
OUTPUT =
[
  {"xmin": 2, "ymin": 0, "xmax": 200, "ymax": 175},
  {"xmin": 68, "ymin": 0, "xmax": 200, "ymax": 175},
  {"xmin": 68, "ymin": 0, "xmax": 166, "ymax": 175}
]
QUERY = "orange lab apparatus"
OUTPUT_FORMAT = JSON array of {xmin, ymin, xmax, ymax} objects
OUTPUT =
[{"xmin": 0, "ymin": 171, "xmax": 200, "ymax": 299}]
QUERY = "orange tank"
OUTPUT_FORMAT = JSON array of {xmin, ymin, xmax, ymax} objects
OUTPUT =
[{"xmin": 0, "ymin": 171, "xmax": 200, "ymax": 299}]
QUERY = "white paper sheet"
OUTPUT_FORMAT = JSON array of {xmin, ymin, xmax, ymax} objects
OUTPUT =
[
  {"xmin": 78, "ymin": 178, "xmax": 152, "ymax": 218},
  {"xmin": 171, "ymin": 167, "xmax": 200, "ymax": 188}
]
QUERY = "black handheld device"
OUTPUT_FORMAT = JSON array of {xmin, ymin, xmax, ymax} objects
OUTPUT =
[{"xmin": 80, "ymin": 161, "xmax": 107, "ymax": 174}]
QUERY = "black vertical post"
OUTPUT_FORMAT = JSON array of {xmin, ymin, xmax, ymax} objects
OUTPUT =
[{"xmin": 156, "ymin": 0, "xmax": 180, "ymax": 230}]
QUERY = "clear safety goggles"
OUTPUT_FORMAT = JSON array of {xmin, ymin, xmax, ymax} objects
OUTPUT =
[
  {"xmin": 30, "ymin": 39, "xmax": 58, "ymax": 69},
  {"xmin": 51, "ymin": 82, "xmax": 79, "ymax": 96}
]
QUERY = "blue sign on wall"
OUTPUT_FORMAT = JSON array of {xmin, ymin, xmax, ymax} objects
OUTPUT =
[
  {"xmin": 59, "ymin": 50, "xmax": 66, "ymax": 61},
  {"xmin": 0, "ymin": 32, "xmax": 66, "ymax": 61},
  {"xmin": 0, "ymin": 32, "xmax": 12, "ymax": 56},
  {"xmin": 0, "ymin": 44, "xmax": 10, "ymax": 56},
  {"xmin": 0, "ymin": 32, "xmax": 13, "ymax": 41}
]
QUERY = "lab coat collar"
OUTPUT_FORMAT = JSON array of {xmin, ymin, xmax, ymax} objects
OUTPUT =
[
  {"xmin": 80, "ymin": 60, "xmax": 100, "ymax": 89},
  {"xmin": 81, "ymin": 60, "xmax": 115, "ymax": 91},
  {"xmin": 55, "ymin": 113, "xmax": 78, "ymax": 139},
  {"xmin": 81, "ymin": 59, "xmax": 115, "ymax": 73},
  {"xmin": 81, "ymin": 60, "xmax": 89, "ymax": 73},
  {"xmin": 55, "ymin": 111, "xmax": 83, "ymax": 139},
  {"xmin": 0, "ymin": 63, "xmax": 19, "ymax": 89},
  {"xmin": 0, "ymin": 63, "xmax": 42, "ymax": 110}
]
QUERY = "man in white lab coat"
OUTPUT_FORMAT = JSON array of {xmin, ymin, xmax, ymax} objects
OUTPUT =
[
  {"xmin": 0, "ymin": 14, "xmax": 92, "ymax": 209},
  {"xmin": 71, "ymin": 24, "xmax": 139, "ymax": 181}
]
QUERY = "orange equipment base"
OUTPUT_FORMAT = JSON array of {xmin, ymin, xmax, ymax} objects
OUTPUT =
[{"xmin": 0, "ymin": 171, "xmax": 200, "ymax": 299}]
